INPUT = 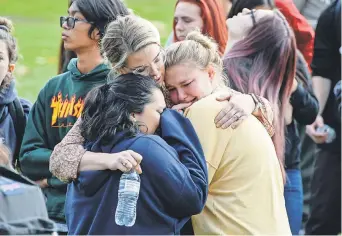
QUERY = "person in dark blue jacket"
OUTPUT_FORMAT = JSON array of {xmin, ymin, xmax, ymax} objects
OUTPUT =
[
  {"xmin": 65, "ymin": 73, "xmax": 208, "ymax": 235},
  {"xmin": 0, "ymin": 17, "xmax": 31, "ymax": 165}
]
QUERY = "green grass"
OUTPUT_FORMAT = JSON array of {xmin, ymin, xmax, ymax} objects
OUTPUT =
[{"xmin": 0, "ymin": 0, "xmax": 175, "ymax": 102}]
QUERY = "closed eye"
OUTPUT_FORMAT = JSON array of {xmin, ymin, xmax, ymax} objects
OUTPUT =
[
  {"xmin": 134, "ymin": 67, "xmax": 146, "ymax": 73},
  {"xmin": 154, "ymin": 57, "xmax": 160, "ymax": 63},
  {"xmin": 182, "ymin": 17, "xmax": 193, "ymax": 23},
  {"xmin": 183, "ymin": 81, "xmax": 193, "ymax": 87}
]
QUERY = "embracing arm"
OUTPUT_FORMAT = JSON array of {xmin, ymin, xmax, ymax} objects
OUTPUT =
[
  {"xmin": 49, "ymin": 118, "xmax": 86, "ymax": 182},
  {"xmin": 50, "ymin": 118, "xmax": 143, "ymax": 182},
  {"xmin": 50, "ymin": 118, "xmax": 113, "ymax": 182},
  {"xmin": 215, "ymin": 88, "xmax": 274, "ymax": 136},
  {"xmin": 251, "ymin": 94, "xmax": 274, "ymax": 136}
]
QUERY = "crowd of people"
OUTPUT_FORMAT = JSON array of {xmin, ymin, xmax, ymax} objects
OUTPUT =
[{"xmin": 0, "ymin": 0, "xmax": 340, "ymax": 235}]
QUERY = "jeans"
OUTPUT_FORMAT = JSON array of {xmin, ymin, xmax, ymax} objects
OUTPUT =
[{"xmin": 284, "ymin": 169, "xmax": 303, "ymax": 235}]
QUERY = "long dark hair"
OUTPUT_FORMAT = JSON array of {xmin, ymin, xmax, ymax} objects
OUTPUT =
[
  {"xmin": 80, "ymin": 73, "xmax": 161, "ymax": 145},
  {"xmin": 223, "ymin": 11, "xmax": 296, "ymax": 179},
  {"xmin": 227, "ymin": 0, "xmax": 275, "ymax": 19}
]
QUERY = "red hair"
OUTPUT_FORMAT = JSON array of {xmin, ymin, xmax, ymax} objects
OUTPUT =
[{"xmin": 173, "ymin": 0, "xmax": 228, "ymax": 55}]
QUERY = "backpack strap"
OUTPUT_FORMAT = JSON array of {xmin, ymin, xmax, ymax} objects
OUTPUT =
[
  {"xmin": 0, "ymin": 107, "xmax": 9, "ymax": 124},
  {"xmin": 8, "ymin": 98, "xmax": 26, "ymax": 168},
  {"xmin": 0, "ymin": 165, "xmax": 35, "ymax": 185}
]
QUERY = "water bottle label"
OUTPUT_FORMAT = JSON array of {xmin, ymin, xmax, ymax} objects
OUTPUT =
[{"xmin": 122, "ymin": 180, "xmax": 140, "ymax": 193}]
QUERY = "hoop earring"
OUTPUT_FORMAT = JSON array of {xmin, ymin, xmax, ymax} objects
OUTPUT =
[{"xmin": 136, "ymin": 121, "xmax": 149, "ymax": 134}]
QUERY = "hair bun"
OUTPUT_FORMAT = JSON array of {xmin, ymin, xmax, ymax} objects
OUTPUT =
[
  {"xmin": 185, "ymin": 30, "xmax": 218, "ymax": 52},
  {"xmin": 0, "ymin": 17, "xmax": 14, "ymax": 33}
]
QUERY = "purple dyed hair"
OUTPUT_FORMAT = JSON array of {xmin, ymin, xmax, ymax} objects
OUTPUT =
[{"xmin": 223, "ymin": 11, "xmax": 297, "ymax": 180}]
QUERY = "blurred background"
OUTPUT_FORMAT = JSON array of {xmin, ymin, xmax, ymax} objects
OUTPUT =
[{"xmin": 0, "ymin": 0, "xmax": 174, "ymax": 102}]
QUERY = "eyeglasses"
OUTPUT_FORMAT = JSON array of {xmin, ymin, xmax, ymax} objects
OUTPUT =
[
  {"xmin": 125, "ymin": 48, "xmax": 166, "ymax": 76},
  {"xmin": 60, "ymin": 16, "xmax": 93, "ymax": 29}
]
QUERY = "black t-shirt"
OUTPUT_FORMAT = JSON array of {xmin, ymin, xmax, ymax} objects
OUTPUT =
[{"xmin": 311, "ymin": 0, "xmax": 341, "ymax": 152}]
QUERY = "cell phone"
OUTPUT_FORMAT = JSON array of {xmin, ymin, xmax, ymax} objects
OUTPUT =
[{"xmin": 316, "ymin": 126, "xmax": 328, "ymax": 134}]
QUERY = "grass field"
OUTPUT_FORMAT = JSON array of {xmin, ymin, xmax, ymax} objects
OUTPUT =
[{"xmin": 0, "ymin": 0, "xmax": 175, "ymax": 102}]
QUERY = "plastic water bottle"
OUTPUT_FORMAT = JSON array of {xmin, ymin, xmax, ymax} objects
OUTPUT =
[
  {"xmin": 115, "ymin": 171, "xmax": 140, "ymax": 227},
  {"xmin": 316, "ymin": 125, "xmax": 336, "ymax": 143}
]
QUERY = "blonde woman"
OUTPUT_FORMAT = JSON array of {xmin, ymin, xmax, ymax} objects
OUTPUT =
[{"xmin": 163, "ymin": 29, "xmax": 290, "ymax": 234}]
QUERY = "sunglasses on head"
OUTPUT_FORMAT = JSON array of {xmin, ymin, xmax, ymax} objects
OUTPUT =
[{"xmin": 246, "ymin": 9, "xmax": 257, "ymax": 27}]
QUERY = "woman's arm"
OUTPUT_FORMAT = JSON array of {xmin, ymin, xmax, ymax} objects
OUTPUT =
[
  {"xmin": 49, "ymin": 118, "xmax": 87, "ymax": 182},
  {"xmin": 215, "ymin": 89, "xmax": 274, "ymax": 136},
  {"xmin": 251, "ymin": 94, "xmax": 275, "ymax": 137},
  {"xmin": 50, "ymin": 118, "xmax": 142, "ymax": 182}
]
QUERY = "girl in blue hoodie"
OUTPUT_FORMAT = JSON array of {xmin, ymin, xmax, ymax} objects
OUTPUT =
[
  {"xmin": 65, "ymin": 73, "xmax": 208, "ymax": 235},
  {"xmin": 0, "ymin": 17, "xmax": 31, "ymax": 166}
]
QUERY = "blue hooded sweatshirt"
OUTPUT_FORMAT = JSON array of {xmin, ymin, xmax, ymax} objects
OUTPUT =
[
  {"xmin": 0, "ymin": 81, "xmax": 31, "ymax": 162},
  {"xmin": 65, "ymin": 109, "xmax": 208, "ymax": 235}
]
